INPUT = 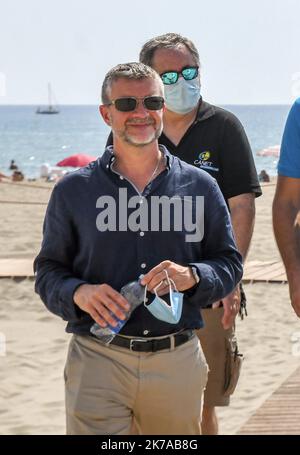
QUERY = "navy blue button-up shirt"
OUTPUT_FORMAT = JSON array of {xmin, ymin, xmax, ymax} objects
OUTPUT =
[{"xmin": 34, "ymin": 146, "xmax": 243, "ymax": 337}]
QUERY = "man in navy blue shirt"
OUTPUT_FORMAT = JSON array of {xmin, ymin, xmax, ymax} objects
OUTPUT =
[{"xmin": 34, "ymin": 62, "xmax": 242, "ymax": 435}]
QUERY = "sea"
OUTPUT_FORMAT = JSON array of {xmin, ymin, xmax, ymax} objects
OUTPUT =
[{"xmin": 0, "ymin": 104, "xmax": 291, "ymax": 179}]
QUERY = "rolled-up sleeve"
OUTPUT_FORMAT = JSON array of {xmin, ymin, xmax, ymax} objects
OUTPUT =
[{"xmin": 34, "ymin": 184, "xmax": 86, "ymax": 321}]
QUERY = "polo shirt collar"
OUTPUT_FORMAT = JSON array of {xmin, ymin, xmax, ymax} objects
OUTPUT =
[{"xmin": 194, "ymin": 97, "xmax": 216, "ymax": 123}]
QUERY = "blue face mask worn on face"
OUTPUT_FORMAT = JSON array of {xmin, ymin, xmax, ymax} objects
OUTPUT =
[
  {"xmin": 144, "ymin": 271, "xmax": 184, "ymax": 324},
  {"xmin": 164, "ymin": 77, "xmax": 201, "ymax": 114}
]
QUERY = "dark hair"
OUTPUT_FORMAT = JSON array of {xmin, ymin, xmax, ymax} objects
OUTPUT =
[
  {"xmin": 139, "ymin": 33, "xmax": 200, "ymax": 68},
  {"xmin": 101, "ymin": 62, "xmax": 162, "ymax": 104}
]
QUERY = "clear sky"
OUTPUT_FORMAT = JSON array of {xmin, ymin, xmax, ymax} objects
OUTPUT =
[{"xmin": 0, "ymin": 0, "xmax": 299, "ymax": 105}]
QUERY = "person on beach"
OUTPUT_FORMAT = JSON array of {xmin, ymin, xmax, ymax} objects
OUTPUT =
[
  {"xmin": 273, "ymin": 98, "xmax": 300, "ymax": 318},
  {"xmin": 9, "ymin": 159, "xmax": 18, "ymax": 170},
  {"xmin": 34, "ymin": 62, "xmax": 243, "ymax": 435},
  {"xmin": 259, "ymin": 169, "xmax": 270, "ymax": 182},
  {"xmin": 106, "ymin": 33, "xmax": 261, "ymax": 434},
  {"xmin": 11, "ymin": 170, "xmax": 24, "ymax": 181}
]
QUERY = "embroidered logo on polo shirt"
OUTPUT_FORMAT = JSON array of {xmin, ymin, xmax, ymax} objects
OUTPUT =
[
  {"xmin": 199, "ymin": 151, "xmax": 210, "ymax": 161},
  {"xmin": 194, "ymin": 150, "xmax": 219, "ymax": 172}
]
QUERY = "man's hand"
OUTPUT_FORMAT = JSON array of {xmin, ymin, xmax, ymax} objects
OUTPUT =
[
  {"xmin": 140, "ymin": 260, "xmax": 197, "ymax": 295},
  {"xmin": 212, "ymin": 286, "xmax": 241, "ymax": 329},
  {"xmin": 73, "ymin": 284, "xmax": 130, "ymax": 327}
]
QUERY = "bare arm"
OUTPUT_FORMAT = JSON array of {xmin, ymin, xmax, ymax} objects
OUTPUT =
[
  {"xmin": 273, "ymin": 176, "xmax": 300, "ymax": 317},
  {"xmin": 228, "ymin": 193, "xmax": 256, "ymax": 261},
  {"xmin": 217, "ymin": 193, "xmax": 256, "ymax": 328}
]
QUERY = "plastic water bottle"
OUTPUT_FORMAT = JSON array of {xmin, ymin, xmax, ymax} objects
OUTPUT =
[{"xmin": 90, "ymin": 279, "xmax": 145, "ymax": 344}]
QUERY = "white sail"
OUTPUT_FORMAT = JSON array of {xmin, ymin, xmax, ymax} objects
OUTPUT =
[{"xmin": 36, "ymin": 83, "xmax": 59, "ymax": 114}]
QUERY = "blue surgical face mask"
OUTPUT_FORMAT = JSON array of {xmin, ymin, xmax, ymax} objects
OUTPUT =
[
  {"xmin": 164, "ymin": 77, "xmax": 201, "ymax": 114},
  {"xmin": 144, "ymin": 271, "xmax": 183, "ymax": 324}
]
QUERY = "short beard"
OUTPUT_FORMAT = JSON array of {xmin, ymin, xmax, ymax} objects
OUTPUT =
[{"xmin": 122, "ymin": 123, "xmax": 163, "ymax": 147}]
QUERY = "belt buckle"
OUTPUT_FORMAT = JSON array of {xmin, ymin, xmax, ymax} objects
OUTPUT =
[{"xmin": 129, "ymin": 338, "xmax": 149, "ymax": 351}]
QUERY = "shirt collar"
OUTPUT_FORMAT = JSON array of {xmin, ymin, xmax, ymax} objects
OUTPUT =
[
  {"xmin": 100, "ymin": 144, "xmax": 173, "ymax": 171},
  {"xmin": 194, "ymin": 97, "xmax": 216, "ymax": 124}
]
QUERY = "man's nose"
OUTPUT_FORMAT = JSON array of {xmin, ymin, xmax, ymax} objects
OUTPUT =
[{"xmin": 132, "ymin": 99, "xmax": 148, "ymax": 116}]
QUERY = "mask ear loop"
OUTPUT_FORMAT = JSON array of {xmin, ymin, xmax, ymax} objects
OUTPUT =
[
  {"xmin": 163, "ymin": 270, "xmax": 180, "ymax": 316},
  {"xmin": 163, "ymin": 269, "xmax": 178, "ymax": 293},
  {"xmin": 153, "ymin": 280, "xmax": 164, "ymax": 297},
  {"xmin": 150, "ymin": 270, "xmax": 179, "ymax": 302},
  {"xmin": 143, "ymin": 284, "xmax": 148, "ymax": 307}
]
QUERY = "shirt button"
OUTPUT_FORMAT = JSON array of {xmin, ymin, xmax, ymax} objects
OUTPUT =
[
  {"xmin": 141, "ymin": 263, "xmax": 146, "ymax": 269},
  {"xmin": 143, "ymin": 330, "xmax": 149, "ymax": 335},
  {"xmin": 106, "ymin": 164, "xmax": 109, "ymax": 169},
  {"xmin": 140, "ymin": 232, "xmax": 145, "ymax": 237}
]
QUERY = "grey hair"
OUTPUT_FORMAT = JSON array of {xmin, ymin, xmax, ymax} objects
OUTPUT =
[
  {"xmin": 101, "ymin": 62, "xmax": 163, "ymax": 104},
  {"xmin": 139, "ymin": 33, "xmax": 200, "ymax": 68}
]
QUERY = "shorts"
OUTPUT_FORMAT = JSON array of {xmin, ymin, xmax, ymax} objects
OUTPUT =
[{"xmin": 196, "ymin": 307, "xmax": 243, "ymax": 407}]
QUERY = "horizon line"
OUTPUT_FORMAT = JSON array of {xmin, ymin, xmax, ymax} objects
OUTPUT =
[{"xmin": 0, "ymin": 103, "xmax": 292, "ymax": 107}]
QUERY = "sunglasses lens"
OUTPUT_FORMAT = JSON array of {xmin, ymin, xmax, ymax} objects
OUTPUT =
[
  {"xmin": 182, "ymin": 67, "xmax": 198, "ymax": 81},
  {"xmin": 161, "ymin": 72, "xmax": 178, "ymax": 85},
  {"xmin": 144, "ymin": 96, "xmax": 164, "ymax": 110},
  {"xmin": 114, "ymin": 98, "xmax": 137, "ymax": 112}
]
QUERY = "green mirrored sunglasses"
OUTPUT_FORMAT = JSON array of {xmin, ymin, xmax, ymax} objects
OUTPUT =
[{"xmin": 160, "ymin": 66, "xmax": 199, "ymax": 85}]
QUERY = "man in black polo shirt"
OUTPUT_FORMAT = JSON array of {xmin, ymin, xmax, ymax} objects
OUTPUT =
[{"xmin": 139, "ymin": 33, "xmax": 262, "ymax": 435}]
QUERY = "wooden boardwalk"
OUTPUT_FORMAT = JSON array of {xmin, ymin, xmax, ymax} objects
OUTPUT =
[
  {"xmin": 237, "ymin": 365, "xmax": 300, "ymax": 434},
  {"xmin": 0, "ymin": 258, "xmax": 35, "ymax": 279},
  {"xmin": 0, "ymin": 258, "xmax": 288, "ymax": 282},
  {"xmin": 243, "ymin": 260, "xmax": 287, "ymax": 283}
]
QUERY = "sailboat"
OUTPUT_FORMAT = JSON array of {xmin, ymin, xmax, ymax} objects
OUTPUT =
[{"xmin": 36, "ymin": 83, "xmax": 59, "ymax": 114}]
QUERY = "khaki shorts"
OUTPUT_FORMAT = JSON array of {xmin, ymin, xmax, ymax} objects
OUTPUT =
[{"xmin": 196, "ymin": 307, "xmax": 243, "ymax": 407}]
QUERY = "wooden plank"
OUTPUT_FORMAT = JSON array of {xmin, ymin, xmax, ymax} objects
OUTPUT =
[
  {"xmin": 237, "ymin": 366, "xmax": 300, "ymax": 434},
  {"xmin": 255, "ymin": 264, "xmax": 286, "ymax": 280},
  {"xmin": 244, "ymin": 262, "xmax": 281, "ymax": 280},
  {"xmin": 0, "ymin": 258, "xmax": 288, "ymax": 282},
  {"xmin": 0, "ymin": 259, "xmax": 35, "ymax": 277},
  {"xmin": 243, "ymin": 260, "xmax": 287, "ymax": 283}
]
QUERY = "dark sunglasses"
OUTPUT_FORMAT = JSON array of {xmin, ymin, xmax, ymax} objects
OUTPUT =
[
  {"xmin": 106, "ymin": 96, "xmax": 164, "ymax": 112},
  {"xmin": 160, "ymin": 66, "xmax": 199, "ymax": 85}
]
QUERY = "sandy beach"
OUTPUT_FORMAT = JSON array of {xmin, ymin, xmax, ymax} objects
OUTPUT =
[{"xmin": 0, "ymin": 178, "xmax": 299, "ymax": 435}]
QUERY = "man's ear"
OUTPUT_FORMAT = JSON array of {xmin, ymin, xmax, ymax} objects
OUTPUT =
[{"xmin": 99, "ymin": 105, "xmax": 112, "ymax": 126}]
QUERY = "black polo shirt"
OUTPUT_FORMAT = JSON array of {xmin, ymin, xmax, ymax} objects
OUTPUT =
[
  {"xmin": 159, "ymin": 100, "xmax": 262, "ymax": 202},
  {"xmin": 106, "ymin": 99, "xmax": 262, "ymax": 202}
]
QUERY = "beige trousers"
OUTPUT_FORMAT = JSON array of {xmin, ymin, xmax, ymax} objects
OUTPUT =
[{"xmin": 65, "ymin": 333, "xmax": 208, "ymax": 435}]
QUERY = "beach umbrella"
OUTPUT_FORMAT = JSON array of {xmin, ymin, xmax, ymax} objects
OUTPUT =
[
  {"xmin": 56, "ymin": 153, "xmax": 97, "ymax": 167},
  {"xmin": 256, "ymin": 145, "xmax": 280, "ymax": 157}
]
